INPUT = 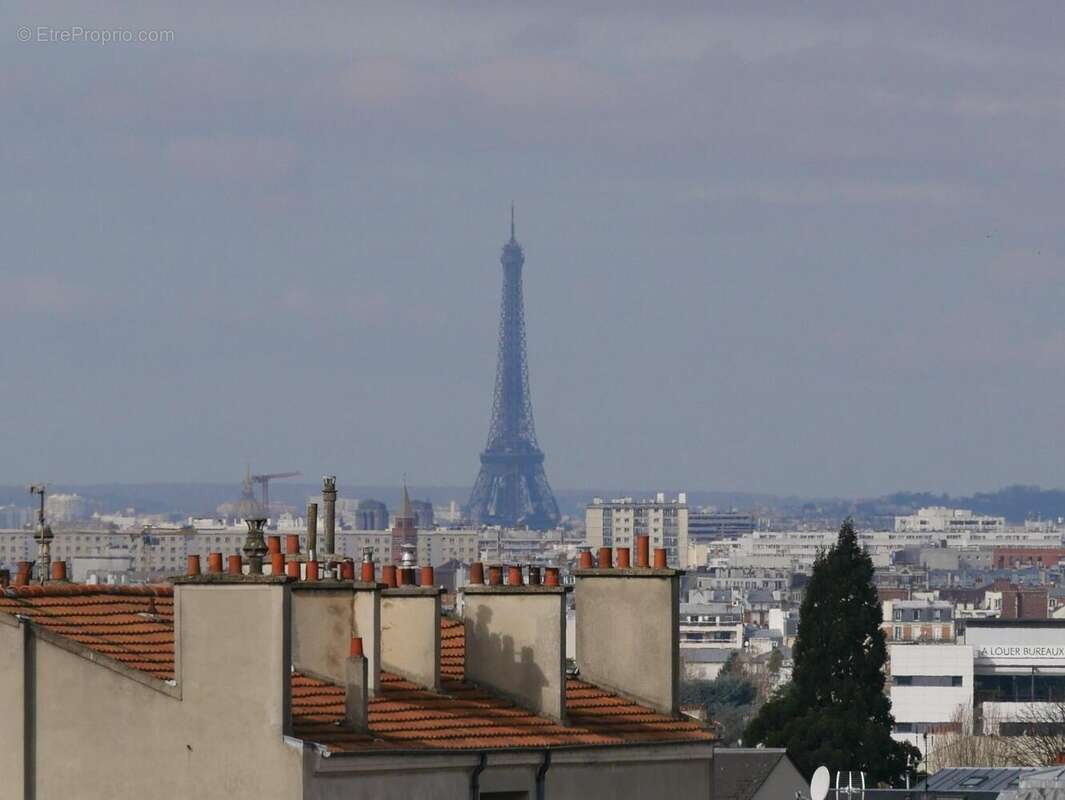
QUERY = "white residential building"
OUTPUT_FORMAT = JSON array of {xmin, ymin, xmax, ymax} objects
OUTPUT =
[
  {"xmin": 586, "ymin": 493, "xmax": 690, "ymax": 567},
  {"xmin": 895, "ymin": 507, "xmax": 1006, "ymax": 533}
]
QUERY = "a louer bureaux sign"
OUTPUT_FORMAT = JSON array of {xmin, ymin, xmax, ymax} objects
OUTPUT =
[{"xmin": 976, "ymin": 645, "xmax": 1065, "ymax": 660}]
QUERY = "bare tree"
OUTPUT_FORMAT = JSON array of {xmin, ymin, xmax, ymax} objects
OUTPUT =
[
  {"xmin": 999, "ymin": 701, "xmax": 1065, "ymax": 767},
  {"xmin": 924, "ymin": 706, "xmax": 1017, "ymax": 771}
]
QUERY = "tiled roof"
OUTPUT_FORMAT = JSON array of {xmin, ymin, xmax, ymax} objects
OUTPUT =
[
  {"xmin": 291, "ymin": 616, "xmax": 713, "ymax": 752},
  {"xmin": 440, "ymin": 615, "xmax": 464, "ymax": 679},
  {"xmin": 291, "ymin": 670, "xmax": 712, "ymax": 751},
  {"xmin": 0, "ymin": 584, "xmax": 175, "ymax": 680},
  {"xmin": 0, "ymin": 584, "xmax": 713, "ymax": 752}
]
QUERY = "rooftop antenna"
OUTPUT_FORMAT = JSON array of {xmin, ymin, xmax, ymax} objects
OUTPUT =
[
  {"xmin": 510, "ymin": 202, "xmax": 515, "ymax": 240},
  {"xmin": 29, "ymin": 484, "xmax": 53, "ymax": 583},
  {"xmin": 835, "ymin": 770, "xmax": 866, "ymax": 799}
]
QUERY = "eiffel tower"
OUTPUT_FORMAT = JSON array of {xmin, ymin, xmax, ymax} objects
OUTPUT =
[{"xmin": 466, "ymin": 208, "xmax": 561, "ymax": 530}]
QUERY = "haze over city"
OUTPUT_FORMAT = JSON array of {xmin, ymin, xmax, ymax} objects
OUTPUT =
[{"xmin": 5, "ymin": 3, "xmax": 1065, "ymax": 497}]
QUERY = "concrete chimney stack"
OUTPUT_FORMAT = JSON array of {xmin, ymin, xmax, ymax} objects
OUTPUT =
[
  {"xmin": 306, "ymin": 502, "xmax": 318, "ymax": 557},
  {"xmin": 574, "ymin": 551, "xmax": 682, "ymax": 716},
  {"xmin": 321, "ymin": 478, "xmax": 337, "ymax": 556},
  {"xmin": 345, "ymin": 636, "xmax": 370, "ymax": 731},
  {"xmin": 462, "ymin": 570, "xmax": 569, "ymax": 719}
]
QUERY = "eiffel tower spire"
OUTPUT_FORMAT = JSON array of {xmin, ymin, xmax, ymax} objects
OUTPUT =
[{"xmin": 466, "ymin": 210, "xmax": 561, "ymax": 529}]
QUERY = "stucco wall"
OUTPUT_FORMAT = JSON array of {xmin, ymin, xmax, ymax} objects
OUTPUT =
[
  {"xmin": 302, "ymin": 746, "xmax": 714, "ymax": 800},
  {"xmin": 292, "ymin": 587, "xmax": 356, "ymax": 683},
  {"xmin": 22, "ymin": 584, "xmax": 304, "ymax": 800},
  {"xmin": 0, "ymin": 618, "xmax": 25, "ymax": 792},
  {"xmin": 463, "ymin": 588, "xmax": 566, "ymax": 719},
  {"xmin": 575, "ymin": 573, "xmax": 680, "ymax": 715},
  {"xmin": 380, "ymin": 590, "xmax": 440, "ymax": 690}
]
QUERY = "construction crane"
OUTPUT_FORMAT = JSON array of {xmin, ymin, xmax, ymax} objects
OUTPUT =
[{"xmin": 252, "ymin": 471, "xmax": 301, "ymax": 520}]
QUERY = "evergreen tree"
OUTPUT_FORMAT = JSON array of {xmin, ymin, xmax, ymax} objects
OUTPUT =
[{"xmin": 744, "ymin": 518, "xmax": 919, "ymax": 785}]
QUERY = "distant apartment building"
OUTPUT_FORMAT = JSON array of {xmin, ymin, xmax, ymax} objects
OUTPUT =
[
  {"xmin": 993, "ymin": 546, "xmax": 1065, "ymax": 569},
  {"xmin": 691, "ymin": 566, "xmax": 791, "ymax": 595},
  {"xmin": 894, "ymin": 507, "xmax": 1006, "ymax": 533},
  {"xmin": 883, "ymin": 599, "xmax": 956, "ymax": 642},
  {"xmin": 688, "ymin": 510, "xmax": 755, "ymax": 542},
  {"xmin": 44, "ymin": 493, "xmax": 90, "ymax": 523},
  {"xmin": 410, "ymin": 500, "xmax": 434, "ymax": 530},
  {"xmin": 478, "ymin": 528, "xmax": 576, "ymax": 565},
  {"xmin": 586, "ymin": 493, "xmax": 690, "ymax": 567},
  {"xmin": 354, "ymin": 499, "xmax": 389, "ymax": 531},
  {"xmin": 988, "ymin": 579, "xmax": 1049, "ymax": 620},
  {"xmin": 715, "ymin": 526, "xmax": 1063, "ymax": 572},
  {"xmin": 416, "ymin": 529, "xmax": 479, "ymax": 567},
  {"xmin": 0, "ymin": 526, "xmax": 481, "ymax": 580},
  {"xmin": 0, "ymin": 506, "xmax": 31, "ymax": 529},
  {"xmin": 678, "ymin": 603, "xmax": 744, "ymax": 650}
]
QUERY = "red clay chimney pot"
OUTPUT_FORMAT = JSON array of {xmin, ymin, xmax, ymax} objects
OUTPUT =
[
  {"xmin": 270, "ymin": 552, "xmax": 285, "ymax": 576},
  {"xmin": 305, "ymin": 560, "xmax": 319, "ymax": 581},
  {"xmin": 350, "ymin": 635, "xmax": 364, "ymax": 659},
  {"xmin": 508, "ymin": 565, "xmax": 523, "ymax": 586},
  {"xmin": 544, "ymin": 567, "xmax": 560, "ymax": 587},
  {"xmin": 285, "ymin": 534, "xmax": 300, "ymax": 555},
  {"xmin": 208, "ymin": 552, "xmax": 223, "ymax": 574},
  {"xmin": 360, "ymin": 559, "xmax": 375, "ymax": 582},
  {"xmin": 186, "ymin": 555, "xmax": 202, "ymax": 577},
  {"xmin": 227, "ymin": 555, "xmax": 243, "ymax": 575},
  {"xmin": 286, "ymin": 561, "xmax": 300, "ymax": 579},
  {"xmin": 653, "ymin": 547, "xmax": 668, "ymax": 569},
  {"xmin": 420, "ymin": 565, "xmax": 435, "ymax": 586},
  {"xmin": 341, "ymin": 559, "xmax": 355, "ymax": 580},
  {"xmin": 598, "ymin": 547, "xmax": 612, "ymax": 568},
  {"xmin": 267, "ymin": 535, "xmax": 281, "ymax": 555},
  {"xmin": 50, "ymin": 561, "xmax": 67, "ymax": 581},
  {"xmin": 488, "ymin": 565, "xmax": 503, "ymax": 586},
  {"xmin": 636, "ymin": 535, "xmax": 650, "ymax": 568},
  {"xmin": 616, "ymin": 547, "xmax": 631, "ymax": 568},
  {"xmin": 578, "ymin": 549, "xmax": 594, "ymax": 569},
  {"xmin": 469, "ymin": 562, "xmax": 485, "ymax": 585},
  {"xmin": 381, "ymin": 564, "xmax": 398, "ymax": 588}
]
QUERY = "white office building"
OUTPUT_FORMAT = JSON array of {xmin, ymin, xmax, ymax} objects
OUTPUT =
[{"xmin": 890, "ymin": 620, "xmax": 1065, "ymax": 757}]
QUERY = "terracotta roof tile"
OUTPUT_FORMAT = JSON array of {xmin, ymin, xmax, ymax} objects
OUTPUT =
[
  {"xmin": 0, "ymin": 584, "xmax": 175, "ymax": 680},
  {"xmin": 440, "ymin": 615, "xmax": 465, "ymax": 680},
  {"xmin": 290, "ymin": 618, "xmax": 714, "ymax": 753}
]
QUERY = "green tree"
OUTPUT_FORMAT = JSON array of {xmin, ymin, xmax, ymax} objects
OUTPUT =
[
  {"xmin": 744, "ymin": 518, "xmax": 919, "ymax": 785},
  {"xmin": 681, "ymin": 673, "xmax": 758, "ymax": 745},
  {"xmin": 767, "ymin": 648, "xmax": 783, "ymax": 675}
]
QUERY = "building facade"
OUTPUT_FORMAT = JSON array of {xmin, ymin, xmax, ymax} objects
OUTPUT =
[
  {"xmin": 586, "ymin": 493, "xmax": 690, "ymax": 568},
  {"xmin": 895, "ymin": 507, "xmax": 1007, "ymax": 533}
]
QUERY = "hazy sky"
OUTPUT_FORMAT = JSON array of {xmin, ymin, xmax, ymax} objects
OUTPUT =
[{"xmin": 4, "ymin": 3, "xmax": 1065, "ymax": 497}]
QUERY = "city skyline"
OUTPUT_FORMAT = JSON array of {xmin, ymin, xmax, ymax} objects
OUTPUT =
[{"xmin": 5, "ymin": 4, "xmax": 1065, "ymax": 496}]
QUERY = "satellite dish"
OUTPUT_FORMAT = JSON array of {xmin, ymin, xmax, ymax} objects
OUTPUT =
[{"xmin": 810, "ymin": 766, "xmax": 830, "ymax": 800}]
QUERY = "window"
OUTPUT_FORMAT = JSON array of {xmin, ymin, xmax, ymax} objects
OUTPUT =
[
  {"xmin": 959, "ymin": 777, "xmax": 987, "ymax": 788},
  {"xmin": 893, "ymin": 676, "xmax": 963, "ymax": 688}
]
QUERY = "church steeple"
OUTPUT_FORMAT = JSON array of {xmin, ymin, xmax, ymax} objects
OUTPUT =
[
  {"xmin": 391, "ymin": 478, "xmax": 417, "ymax": 564},
  {"xmin": 398, "ymin": 482, "xmax": 413, "ymax": 525}
]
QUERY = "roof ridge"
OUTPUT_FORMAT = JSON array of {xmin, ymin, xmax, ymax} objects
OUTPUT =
[{"xmin": 2, "ymin": 583, "xmax": 173, "ymax": 599}]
